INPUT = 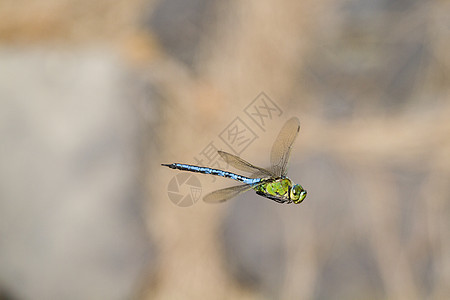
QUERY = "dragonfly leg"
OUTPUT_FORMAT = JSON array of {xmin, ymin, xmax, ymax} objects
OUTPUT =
[{"xmin": 256, "ymin": 191, "xmax": 291, "ymax": 204}]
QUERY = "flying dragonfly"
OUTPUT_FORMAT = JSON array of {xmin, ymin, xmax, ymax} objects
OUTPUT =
[{"xmin": 161, "ymin": 117, "xmax": 307, "ymax": 204}]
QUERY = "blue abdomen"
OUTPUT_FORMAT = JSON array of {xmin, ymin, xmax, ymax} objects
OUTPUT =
[{"xmin": 162, "ymin": 163, "xmax": 261, "ymax": 185}]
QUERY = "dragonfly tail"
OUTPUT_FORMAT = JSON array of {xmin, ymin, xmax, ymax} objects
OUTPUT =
[
  {"xmin": 161, "ymin": 163, "xmax": 176, "ymax": 169},
  {"xmin": 161, "ymin": 163, "xmax": 261, "ymax": 185}
]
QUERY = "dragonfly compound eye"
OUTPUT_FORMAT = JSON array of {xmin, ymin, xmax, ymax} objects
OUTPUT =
[{"xmin": 291, "ymin": 184, "xmax": 307, "ymax": 204}]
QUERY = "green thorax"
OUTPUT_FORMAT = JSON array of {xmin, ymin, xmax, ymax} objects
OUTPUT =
[{"xmin": 255, "ymin": 178, "xmax": 292, "ymax": 200}]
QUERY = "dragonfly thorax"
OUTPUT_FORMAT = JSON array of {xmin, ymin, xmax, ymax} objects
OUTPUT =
[
  {"xmin": 254, "ymin": 178, "xmax": 307, "ymax": 204},
  {"xmin": 254, "ymin": 178, "xmax": 284, "ymax": 202}
]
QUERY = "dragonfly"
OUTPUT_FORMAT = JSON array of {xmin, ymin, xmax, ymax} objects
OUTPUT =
[{"xmin": 161, "ymin": 117, "xmax": 307, "ymax": 204}]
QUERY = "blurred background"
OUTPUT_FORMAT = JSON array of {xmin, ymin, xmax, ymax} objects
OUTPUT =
[{"xmin": 0, "ymin": 0, "xmax": 449, "ymax": 299}]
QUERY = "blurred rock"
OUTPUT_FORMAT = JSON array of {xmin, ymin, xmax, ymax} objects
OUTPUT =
[
  {"xmin": 302, "ymin": 0, "xmax": 432, "ymax": 118},
  {"xmin": 145, "ymin": 0, "xmax": 222, "ymax": 69},
  {"xmin": 222, "ymin": 196, "xmax": 286, "ymax": 298},
  {"xmin": 288, "ymin": 154, "xmax": 385, "ymax": 299},
  {"xmin": 313, "ymin": 239, "xmax": 384, "ymax": 299},
  {"xmin": 0, "ymin": 48, "xmax": 156, "ymax": 300}
]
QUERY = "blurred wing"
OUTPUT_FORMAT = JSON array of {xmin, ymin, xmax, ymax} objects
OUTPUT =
[
  {"xmin": 218, "ymin": 151, "xmax": 274, "ymax": 178},
  {"xmin": 270, "ymin": 117, "xmax": 301, "ymax": 176},
  {"xmin": 203, "ymin": 184, "xmax": 257, "ymax": 203}
]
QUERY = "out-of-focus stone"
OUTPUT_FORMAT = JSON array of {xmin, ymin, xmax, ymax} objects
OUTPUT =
[
  {"xmin": 0, "ymin": 48, "xmax": 156, "ymax": 300},
  {"xmin": 300, "ymin": 0, "xmax": 433, "ymax": 118},
  {"xmin": 222, "ymin": 195, "xmax": 286, "ymax": 298},
  {"xmin": 145, "ymin": 0, "xmax": 222, "ymax": 69}
]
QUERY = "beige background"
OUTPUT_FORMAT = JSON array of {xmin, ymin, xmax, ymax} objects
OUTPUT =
[{"xmin": 0, "ymin": 0, "xmax": 449, "ymax": 299}]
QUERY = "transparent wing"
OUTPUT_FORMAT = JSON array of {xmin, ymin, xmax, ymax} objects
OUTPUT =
[
  {"xmin": 218, "ymin": 151, "xmax": 274, "ymax": 178},
  {"xmin": 203, "ymin": 183, "xmax": 260, "ymax": 203},
  {"xmin": 270, "ymin": 117, "xmax": 301, "ymax": 176}
]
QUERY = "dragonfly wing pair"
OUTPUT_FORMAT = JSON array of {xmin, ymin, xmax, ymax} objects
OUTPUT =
[
  {"xmin": 203, "ymin": 183, "xmax": 256, "ymax": 203},
  {"xmin": 270, "ymin": 117, "xmax": 301, "ymax": 177}
]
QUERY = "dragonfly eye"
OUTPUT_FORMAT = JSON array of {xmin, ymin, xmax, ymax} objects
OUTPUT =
[{"xmin": 290, "ymin": 184, "xmax": 307, "ymax": 204}]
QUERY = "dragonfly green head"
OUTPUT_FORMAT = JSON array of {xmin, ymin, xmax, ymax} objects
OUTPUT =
[{"xmin": 290, "ymin": 184, "xmax": 307, "ymax": 204}]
